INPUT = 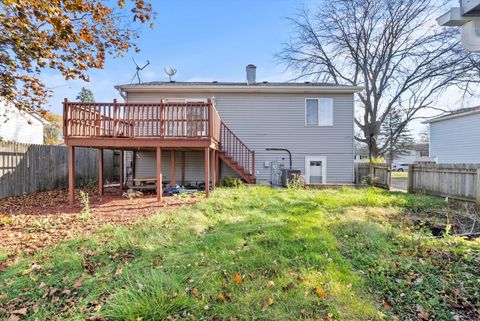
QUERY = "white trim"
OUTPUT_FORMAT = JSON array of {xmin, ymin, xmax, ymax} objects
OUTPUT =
[
  {"xmin": 423, "ymin": 108, "xmax": 480, "ymax": 124},
  {"xmin": 304, "ymin": 98, "xmax": 334, "ymax": 127},
  {"xmin": 305, "ymin": 156, "xmax": 327, "ymax": 184}
]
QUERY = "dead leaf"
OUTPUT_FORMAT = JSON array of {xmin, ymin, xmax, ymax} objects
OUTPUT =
[
  {"xmin": 11, "ymin": 308, "xmax": 27, "ymax": 316},
  {"xmin": 416, "ymin": 304, "xmax": 429, "ymax": 320},
  {"xmin": 72, "ymin": 276, "xmax": 83, "ymax": 289},
  {"xmin": 314, "ymin": 287, "xmax": 326, "ymax": 298},
  {"xmin": 8, "ymin": 315, "xmax": 20, "ymax": 321},
  {"xmin": 266, "ymin": 280, "xmax": 275, "ymax": 287},
  {"xmin": 233, "ymin": 272, "xmax": 242, "ymax": 284},
  {"xmin": 115, "ymin": 266, "xmax": 123, "ymax": 276},
  {"xmin": 382, "ymin": 299, "xmax": 392, "ymax": 309}
]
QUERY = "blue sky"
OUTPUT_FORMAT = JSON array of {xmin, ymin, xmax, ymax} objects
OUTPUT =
[
  {"xmin": 41, "ymin": 0, "xmax": 474, "ymax": 137},
  {"xmin": 43, "ymin": 0, "xmax": 320, "ymax": 115}
]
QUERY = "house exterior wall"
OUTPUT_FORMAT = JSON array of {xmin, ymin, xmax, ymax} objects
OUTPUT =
[
  {"xmin": 429, "ymin": 112, "xmax": 480, "ymax": 163},
  {"xmin": 0, "ymin": 103, "xmax": 44, "ymax": 144},
  {"xmin": 126, "ymin": 91, "xmax": 355, "ymax": 183}
]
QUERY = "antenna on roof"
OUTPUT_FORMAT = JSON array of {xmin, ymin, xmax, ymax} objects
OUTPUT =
[
  {"xmin": 130, "ymin": 58, "xmax": 150, "ymax": 84},
  {"xmin": 164, "ymin": 66, "xmax": 177, "ymax": 82}
]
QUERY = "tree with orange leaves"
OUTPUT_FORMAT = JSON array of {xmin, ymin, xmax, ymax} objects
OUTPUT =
[{"xmin": 0, "ymin": 0, "xmax": 155, "ymax": 116}]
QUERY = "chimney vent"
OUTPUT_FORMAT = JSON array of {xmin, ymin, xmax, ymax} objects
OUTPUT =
[{"xmin": 246, "ymin": 64, "xmax": 256, "ymax": 85}]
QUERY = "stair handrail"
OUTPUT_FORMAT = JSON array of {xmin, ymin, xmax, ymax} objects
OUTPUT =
[{"xmin": 220, "ymin": 122, "xmax": 255, "ymax": 176}]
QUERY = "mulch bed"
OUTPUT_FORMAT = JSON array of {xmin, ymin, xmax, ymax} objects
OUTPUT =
[{"xmin": 0, "ymin": 187, "xmax": 199, "ymax": 269}]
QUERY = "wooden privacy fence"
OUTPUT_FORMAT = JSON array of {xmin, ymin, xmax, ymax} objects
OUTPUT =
[
  {"xmin": 354, "ymin": 163, "xmax": 391, "ymax": 189},
  {"xmin": 408, "ymin": 164, "xmax": 480, "ymax": 203},
  {"xmin": 0, "ymin": 142, "xmax": 114, "ymax": 199}
]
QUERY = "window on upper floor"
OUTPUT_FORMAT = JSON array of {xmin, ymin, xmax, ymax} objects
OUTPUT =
[{"xmin": 305, "ymin": 98, "xmax": 333, "ymax": 126}]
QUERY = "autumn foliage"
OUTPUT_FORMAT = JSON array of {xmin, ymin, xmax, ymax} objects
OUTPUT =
[{"xmin": 0, "ymin": 0, "xmax": 155, "ymax": 115}]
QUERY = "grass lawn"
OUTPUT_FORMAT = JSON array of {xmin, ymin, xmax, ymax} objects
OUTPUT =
[{"xmin": 1, "ymin": 187, "xmax": 479, "ymax": 320}]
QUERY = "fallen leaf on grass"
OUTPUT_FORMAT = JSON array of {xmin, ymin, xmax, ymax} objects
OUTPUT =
[
  {"xmin": 11, "ymin": 308, "xmax": 27, "ymax": 316},
  {"xmin": 416, "ymin": 304, "xmax": 429, "ymax": 320},
  {"xmin": 314, "ymin": 288, "xmax": 326, "ymax": 298},
  {"xmin": 115, "ymin": 266, "xmax": 123, "ymax": 276},
  {"xmin": 233, "ymin": 273, "xmax": 243, "ymax": 284},
  {"xmin": 382, "ymin": 299, "xmax": 392, "ymax": 309},
  {"xmin": 73, "ymin": 276, "xmax": 83, "ymax": 289},
  {"xmin": 262, "ymin": 297, "xmax": 274, "ymax": 311},
  {"xmin": 8, "ymin": 315, "xmax": 20, "ymax": 321}
]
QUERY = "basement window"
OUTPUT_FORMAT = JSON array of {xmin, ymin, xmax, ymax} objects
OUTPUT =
[{"xmin": 305, "ymin": 98, "xmax": 333, "ymax": 126}]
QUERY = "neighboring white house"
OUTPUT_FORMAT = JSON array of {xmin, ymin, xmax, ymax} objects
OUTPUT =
[
  {"xmin": 390, "ymin": 144, "xmax": 437, "ymax": 165},
  {"xmin": 425, "ymin": 106, "xmax": 480, "ymax": 164},
  {"xmin": 0, "ymin": 101, "xmax": 45, "ymax": 144}
]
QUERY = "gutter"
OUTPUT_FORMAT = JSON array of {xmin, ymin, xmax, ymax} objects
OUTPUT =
[{"xmin": 114, "ymin": 84, "xmax": 364, "ymax": 95}]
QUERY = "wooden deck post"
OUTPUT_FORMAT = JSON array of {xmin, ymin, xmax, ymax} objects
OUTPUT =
[
  {"xmin": 68, "ymin": 146, "xmax": 75, "ymax": 205},
  {"xmin": 211, "ymin": 149, "xmax": 216, "ymax": 191},
  {"xmin": 98, "ymin": 148, "xmax": 103, "ymax": 196},
  {"xmin": 132, "ymin": 151, "xmax": 137, "ymax": 181},
  {"xmin": 181, "ymin": 151, "xmax": 186, "ymax": 186},
  {"xmin": 156, "ymin": 147, "xmax": 162, "ymax": 202},
  {"xmin": 204, "ymin": 147, "xmax": 210, "ymax": 197},
  {"xmin": 216, "ymin": 151, "xmax": 220, "ymax": 185},
  {"xmin": 170, "ymin": 150, "xmax": 176, "ymax": 186},
  {"xmin": 119, "ymin": 150, "xmax": 124, "ymax": 191}
]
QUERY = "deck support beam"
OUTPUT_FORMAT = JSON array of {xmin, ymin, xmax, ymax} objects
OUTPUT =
[
  {"xmin": 211, "ymin": 149, "xmax": 216, "ymax": 191},
  {"xmin": 119, "ymin": 150, "xmax": 124, "ymax": 191},
  {"xmin": 156, "ymin": 147, "xmax": 162, "ymax": 202},
  {"xmin": 181, "ymin": 151, "xmax": 186, "ymax": 186},
  {"xmin": 215, "ymin": 150, "xmax": 222, "ymax": 186},
  {"xmin": 171, "ymin": 150, "xmax": 176, "ymax": 186},
  {"xmin": 68, "ymin": 146, "xmax": 75, "ymax": 205},
  {"xmin": 204, "ymin": 147, "xmax": 210, "ymax": 197},
  {"xmin": 98, "ymin": 149, "xmax": 103, "ymax": 196}
]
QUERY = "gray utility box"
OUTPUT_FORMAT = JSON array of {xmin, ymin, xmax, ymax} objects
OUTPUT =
[{"xmin": 281, "ymin": 169, "xmax": 302, "ymax": 187}]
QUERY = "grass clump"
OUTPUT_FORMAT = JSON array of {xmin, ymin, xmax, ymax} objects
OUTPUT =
[
  {"xmin": 219, "ymin": 176, "xmax": 244, "ymax": 188},
  {"xmin": 80, "ymin": 190, "xmax": 91, "ymax": 222},
  {"xmin": 0, "ymin": 187, "xmax": 478, "ymax": 321}
]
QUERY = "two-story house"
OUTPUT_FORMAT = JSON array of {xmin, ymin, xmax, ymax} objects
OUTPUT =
[{"xmin": 63, "ymin": 65, "xmax": 361, "ymax": 203}]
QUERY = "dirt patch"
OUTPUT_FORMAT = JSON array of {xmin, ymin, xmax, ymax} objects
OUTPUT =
[{"xmin": 0, "ymin": 187, "xmax": 199, "ymax": 268}]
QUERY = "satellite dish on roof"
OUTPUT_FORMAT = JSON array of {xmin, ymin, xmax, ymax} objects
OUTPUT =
[{"xmin": 165, "ymin": 67, "xmax": 177, "ymax": 82}]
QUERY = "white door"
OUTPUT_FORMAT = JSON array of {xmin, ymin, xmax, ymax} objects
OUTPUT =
[{"xmin": 305, "ymin": 156, "xmax": 327, "ymax": 184}]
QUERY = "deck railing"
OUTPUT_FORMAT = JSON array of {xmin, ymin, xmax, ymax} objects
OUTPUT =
[
  {"xmin": 220, "ymin": 122, "xmax": 255, "ymax": 175},
  {"xmin": 63, "ymin": 99, "xmax": 221, "ymax": 142}
]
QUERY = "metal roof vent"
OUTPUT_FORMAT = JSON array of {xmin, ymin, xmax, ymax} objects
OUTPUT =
[{"xmin": 246, "ymin": 64, "xmax": 256, "ymax": 85}]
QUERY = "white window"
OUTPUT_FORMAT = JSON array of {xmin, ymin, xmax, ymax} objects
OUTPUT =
[{"xmin": 305, "ymin": 98, "xmax": 333, "ymax": 126}]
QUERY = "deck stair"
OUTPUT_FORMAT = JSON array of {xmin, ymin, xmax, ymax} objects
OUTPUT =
[{"xmin": 219, "ymin": 122, "xmax": 256, "ymax": 184}]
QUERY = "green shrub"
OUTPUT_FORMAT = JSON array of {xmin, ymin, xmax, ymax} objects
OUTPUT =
[{"xmin": 219, "ymin": 176, "xmax": 244, "ymax": 188}]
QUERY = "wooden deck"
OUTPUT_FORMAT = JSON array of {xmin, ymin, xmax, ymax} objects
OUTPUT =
[{"xmin": 63, "ymin": 99, "xmax": 255, "ymax": 204}]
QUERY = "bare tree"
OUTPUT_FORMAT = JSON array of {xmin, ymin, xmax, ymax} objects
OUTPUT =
[{"xmin": 279, "ymin": 0, "xmax": 479, "ymax": 157}]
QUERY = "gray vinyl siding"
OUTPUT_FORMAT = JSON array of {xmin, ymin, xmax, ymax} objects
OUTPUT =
[
  {"xmin": 127, "ymin": 92, "xmax": 354, "ymax": 183},
  {"xmin": 429, "ymin": 112, "xmax": 480, "ymax": 164}
]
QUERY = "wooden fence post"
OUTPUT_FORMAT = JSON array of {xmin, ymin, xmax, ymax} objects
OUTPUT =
[
  {"xmin": 476, "ymin": 168, "xmax": 480, "ymax": 205},
  {"xmin": 407, "ymin": 164, "xmax": 414, "ymax": 194}
]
